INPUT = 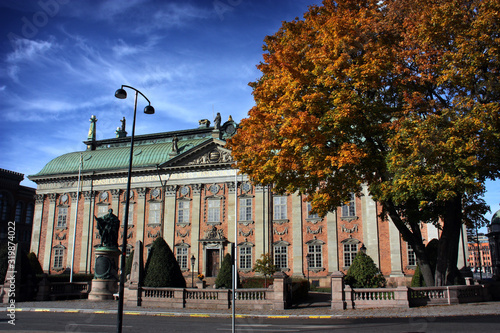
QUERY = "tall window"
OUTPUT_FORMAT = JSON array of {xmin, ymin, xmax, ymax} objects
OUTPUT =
[
  {"xmin": 0, "ymin": 192, "xmax": 9, "ymax": 221},
  {"xmin": 307, "ymin": 202, "xmax": 319, "ymax": 219},
  {"xmin": 122, "ymin": 204, "xmax": 134, "ymax": 226},
  {"xmin": 149, "ymin": 202, "xmax": 161, "ymax": 225},
  {"xmin": 26, "ymin": 203, "xmax": 34, "ymax": 224},
  {"xmin": 57, "ymin": 207, "xmax": 68, "ymax": 228},
  {"xmin": 239, "ymin": 246, "xmax": 252, "ymax": 270},
  {"xmin": 15, "ymin": 201, "xmax": 23, "ymax": 223},
  {"xmin": 97, "ymin": 205, "xmax": 108, "ymax": 218},
  {"xmin": 341, "ymin": 193, "xmax": 356, "ymax": 217},
  {"xmin": 207, "ymin": 199, "xmax": 221, "ymax": 223},
  {"xmin": 308, "ymin": 244, "xmax": 323, "ymax": 269},
  {"xmin": 176, "ymin": 247, "xmax": 188, "ymax": 270},
  {"xmin": 53, "ymin": 247, "xmax": 64, "ymax": 269},
  {"xmin": 177, "ymin": 200, "xmax": 190, "ymax": 224},
  {"xmin": 239, "ymin": 198, "xmax": 252, "ymax": 221},
  {"xmin": 273, "ymin": 196, "xmax": 287, "ymax": 220},
  {"xmin": 343, "ymin": 243, "xmax": 358, "ymax": 267},
  {"xmin": 407, "ymin": 243, "xmax": 417, "ymax": 266},
  {"xmin": 274, "ymin": 245, "xmax": 288, "ymax": 270}
]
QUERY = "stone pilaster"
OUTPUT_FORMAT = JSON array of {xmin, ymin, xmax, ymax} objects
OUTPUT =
[
  {"xmin": 79, "ymin": 191, "xmax": 93, "ymax": 272},
  {"xmin": 30, "ymin": 194, "xmax": 45, "ymax": 257},
  {"xmin": 110, "ymin": 189, "xmax": 121, "ymax": 214},
  {"xmin": 42, "ymin": 194, "xmax": 57, "ymax": 271},
  {"xmin": 388, "ymin": 216, "xmax": 404, "ymax": 277},
  {"xmin": 227, "ymin": 181, "xmax": 237, "ymax": 244},
  {"xmin": 164, "ymin": 185, "xmax": 176, "ymax": 247},
  {"xmin": 135, "ymin": 187, "xmax": 147, "ymax": 244},
  {"xmin": 361, "ymin": 185, "xmax": 380, "ymax": 268},
  {"xmin": 66, "ymin": 192, "xmax": 79, "ymax": 267},
  {"xmin": 190, "ymin": 184, "xmax": 202, "ymax": 274},
  {"xmin": 254, "ymin": 185, "xmax": 266, "ymax": 260},
  {"xmin": 326, "ymin": 210, "xmax": 339, "ymax": 271},
  {"xmin": 291, "ymin": 193, "xmax": 303, "ymax": 277}
]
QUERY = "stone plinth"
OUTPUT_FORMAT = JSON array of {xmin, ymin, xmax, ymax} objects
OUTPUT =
[{"xmin": 88, "ymin": 247, "xmax": 120, "ymax": 300}]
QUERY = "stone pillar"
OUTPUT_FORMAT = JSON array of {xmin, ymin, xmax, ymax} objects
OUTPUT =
[
  {"xmin": 272, "ymin": 271, "xmax": 289, "ymax": 310},
  {"xmin": 125, "ymin": 240, "xmax": 143, "ymax": 306},
  {"xmin": 42, "ymin": 194, "xmax": 57, "ymax": 271},
  {"xmin": 88, "ymin": 247, "xmax": 120, "ymax": 300},
  {"xmin": 394, "ymin": 286, "xmax": 410, "ymax": 307},
  {"xmin": 330, "ymin": 271, "xmax": 346, "ymax": 310}
]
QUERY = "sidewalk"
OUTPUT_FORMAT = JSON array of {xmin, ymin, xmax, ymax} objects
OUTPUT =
[{"xmin": 7, "ymin": 293, "xmax": 500, "ymax": 319}]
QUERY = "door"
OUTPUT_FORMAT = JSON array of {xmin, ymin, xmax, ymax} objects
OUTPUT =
[{"xmin": 206, "ymin": 249, "xmax": 220, "ymax": 277}]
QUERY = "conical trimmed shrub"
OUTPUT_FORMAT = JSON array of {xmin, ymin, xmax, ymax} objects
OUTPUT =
[
  {"xmin": 143, "ymin": 238, "xmax": 186, "ymax": 287},
  {"xmin": 345, "ymin": 251, "xmax": 386, "ymax": 288},
  {"xmin": 215, "ymin": 253, "xmax": 233, "ymax": 289}
]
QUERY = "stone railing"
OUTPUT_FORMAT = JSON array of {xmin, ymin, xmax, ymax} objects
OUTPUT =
[
  {"xmin": 36, "ymin": 279, "xmax": 91, "ymax": 301},
  {"xmin": 331, "ymin": 271, "xmax": 495, "ymax": 310},
  {"xmin": 125, "ymin": 272, "xmax": 290, "ymax": 311}
]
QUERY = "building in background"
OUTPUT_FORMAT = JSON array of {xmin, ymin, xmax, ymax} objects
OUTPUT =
[
  {"xmin": 0, "ymin": 168, "xmax": 36, "ymax": 252},
  {"xmin": 467, "ymin": 233, "xmax": 492, "ymax": 275},
  {"xmin": 28, "ymin": 115, "xmax": 469, "ymax": 286}
]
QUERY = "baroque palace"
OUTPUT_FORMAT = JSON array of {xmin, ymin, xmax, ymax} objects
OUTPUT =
[{"xmin": 28, "ymin": 114, "xmax": 469, "ymax": 286}]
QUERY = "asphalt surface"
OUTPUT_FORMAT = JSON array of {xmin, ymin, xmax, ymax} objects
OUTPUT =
[{"xmin": 5, "ymin": 292, "xmax": 500, "ymax": 319}]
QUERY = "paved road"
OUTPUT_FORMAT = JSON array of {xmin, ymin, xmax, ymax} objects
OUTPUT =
[{"xmin": 2, "ymin": 312, "xmax": 500, "ymax": 332}]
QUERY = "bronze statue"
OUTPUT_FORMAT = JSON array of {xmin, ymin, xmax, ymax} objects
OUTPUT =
[
  {"xmin": 94, "ymin": 209, "xmax": 120, "ymax": 248},
  {"xmin": 214, "ymin": 112, "xmax": 221, "ymax": 129}
]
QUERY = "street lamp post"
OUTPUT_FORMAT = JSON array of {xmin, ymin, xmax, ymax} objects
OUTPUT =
[
  {"xmin": 191, "ymin": 255, "xmax": 196, "ymax": 288},
  {"xmin": 114, "ymin": 85, "xmax": 154, "ymax": 333}
]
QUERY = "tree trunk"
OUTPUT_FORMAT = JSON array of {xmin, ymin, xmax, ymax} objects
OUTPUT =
[
  {"xmin": 435, "ymin": 195, "xmax": 462, "ymax": 286},
  {"xmin": 383, "ymin": 200, "xmax": 435, "ymax": 286},
  {"xmin": 413, "ymin": 243, "xmax": 435, "ymax": 286}
]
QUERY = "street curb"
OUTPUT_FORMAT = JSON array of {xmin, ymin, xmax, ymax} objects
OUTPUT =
[{"xmin": 7, "ymin": 306, "xmax": 500, "ymax": 319}]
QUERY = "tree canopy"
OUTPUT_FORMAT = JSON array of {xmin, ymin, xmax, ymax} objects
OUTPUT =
[{"xmin": 228, "ymin": 0, "xmax": 500, "ymax": 286}]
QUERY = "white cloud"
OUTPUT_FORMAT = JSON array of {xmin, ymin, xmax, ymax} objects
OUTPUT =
[{"xmin": 6, "ymin": 38, "xmax": 53, "ymax": 63}]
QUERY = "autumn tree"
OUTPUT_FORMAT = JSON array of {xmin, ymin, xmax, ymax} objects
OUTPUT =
[{"xmin": 228, "ymin": 0, "xmax": 500, "ymax": 286}]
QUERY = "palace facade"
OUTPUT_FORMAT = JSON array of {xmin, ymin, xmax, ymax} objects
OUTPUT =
[{"xmin": 28, "ymin": 115, "xmax": 469, "ymax": 286}]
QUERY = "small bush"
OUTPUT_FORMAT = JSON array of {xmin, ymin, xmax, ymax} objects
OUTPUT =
[
  {"xmin": 345, "ymin": 251, "xmax": 386, "ymax": 288},
  {"xmin": 411, "ymin": 264, "xmax": 426, "ymax": 287},
  {"xmin": 144, "ymin": 237, "xmax": 185, "ymax": 288},
  {"xmin": 241, "ymin": 277, "xmax": 274, "ymax": 288}
]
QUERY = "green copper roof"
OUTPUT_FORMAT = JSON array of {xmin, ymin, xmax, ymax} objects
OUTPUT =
[{"xmin": 31, "ymin": 138, "xmax": 210, "ymax": 177}]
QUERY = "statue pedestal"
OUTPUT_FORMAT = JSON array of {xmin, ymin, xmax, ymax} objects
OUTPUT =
[{"xmin": 88, "ymin": 247, "xmax": 120, "ymax": 301}]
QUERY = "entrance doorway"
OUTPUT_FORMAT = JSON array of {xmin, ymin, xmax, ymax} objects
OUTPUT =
[{"xmin": 206, "ymin": 249, "xmax": 220, "ymax": 277}]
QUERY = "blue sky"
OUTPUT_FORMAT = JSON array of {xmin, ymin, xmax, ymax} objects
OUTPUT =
[{"xmin": 0, "ymin": 0, "xmax": 498, "ymax": 225}]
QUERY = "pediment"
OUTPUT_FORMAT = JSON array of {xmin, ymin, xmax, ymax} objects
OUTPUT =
[{"xmin": 159, "ymin": 139, "xmax": 233, "ymax": 170}]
